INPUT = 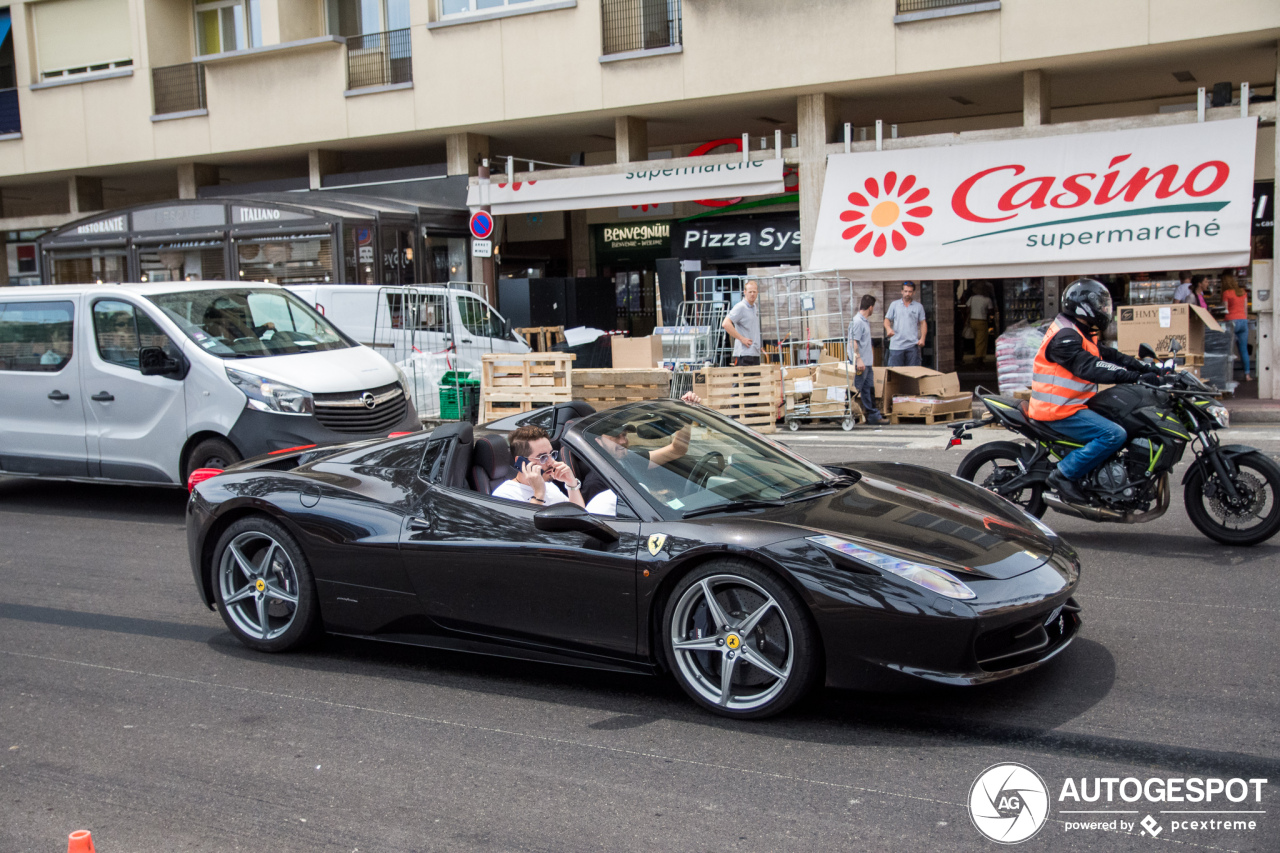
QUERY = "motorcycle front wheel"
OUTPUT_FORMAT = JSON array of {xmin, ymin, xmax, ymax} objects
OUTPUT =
[
  {"xmin": 1184, "ymin": 451, "xmax": 1280, "ymax": 546},
  {"xmin": 956, "ymin": 440, "xmax": 1047, "ymax": 519}
]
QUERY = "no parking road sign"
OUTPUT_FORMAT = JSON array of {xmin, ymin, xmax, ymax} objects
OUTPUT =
[{"xmin": 469, "ymin": 210, "xmax": 494, "ymax": 241}]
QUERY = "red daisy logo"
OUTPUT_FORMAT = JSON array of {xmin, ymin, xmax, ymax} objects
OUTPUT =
[
  {"xmin": 497, "ymin": 180, "xmax": 538, "ymax": 191},
  {"xmin": 839, "ymin": 171, "xmax": 932, "ymax": 257}
]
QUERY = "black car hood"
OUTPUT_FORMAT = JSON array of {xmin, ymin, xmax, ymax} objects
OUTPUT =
[{"xmin": 741, "ymin": 462, "xmax": 1056, "ymax": 580}]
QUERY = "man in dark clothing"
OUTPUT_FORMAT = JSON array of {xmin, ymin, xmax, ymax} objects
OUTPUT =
[{"xmin": 1028, "ymin": 279, "xmax": 1167, "ymax": 504}]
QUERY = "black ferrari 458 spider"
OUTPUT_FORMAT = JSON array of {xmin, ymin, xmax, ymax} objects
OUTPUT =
[{"xmin": 187, "ymin": 398, "xmax": 1081, "ymax": 718}]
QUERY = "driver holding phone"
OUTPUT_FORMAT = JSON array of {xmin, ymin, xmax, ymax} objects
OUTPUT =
[{"xmin": 492, "ymin": 425, "xmax": 586, "ymax": 508}]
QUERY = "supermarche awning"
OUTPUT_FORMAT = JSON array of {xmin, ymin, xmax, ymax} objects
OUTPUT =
[{"xmin": 808, "ymin": 118, "xmax": 1258, "ymax": 280}]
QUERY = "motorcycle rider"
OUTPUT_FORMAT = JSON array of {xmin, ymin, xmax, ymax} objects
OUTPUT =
[{"xmin": 1030, "ymin": 279, "xmax": 1168, "ymax": 505}]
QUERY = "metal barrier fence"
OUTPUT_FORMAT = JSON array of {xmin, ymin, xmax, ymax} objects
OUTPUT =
[
  {"xmin": 896, "ymin": 0, "xmax": 985, "ymax": 13},
  {"xmin": 152, "ymin": 63, "xmax": 206, "ymax": 116},
  {"xmin": 346, "ymin": 28, "xmax": 413, "ymax": 90},
  {"xmin": 0, "ymin": 88, "xmax": 19, "ymax": 134},
  {"xmin": 602, "ymin": 0, "xmax": 681, "ymax": 55}
]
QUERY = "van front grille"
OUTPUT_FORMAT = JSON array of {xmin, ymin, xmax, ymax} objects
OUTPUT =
[{"xmin": 313, "ymin": 382, "xmax": 408, "ymax": 434}]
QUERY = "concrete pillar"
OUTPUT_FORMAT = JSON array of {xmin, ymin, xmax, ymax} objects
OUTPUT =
[
  {"xmin": 446, "ymin": 133, "xmax": 490, "ymax": 177},
  {"xmin": 1023, "ymin": 70, "xmax": 1051, "ymax": 127},
  {"xmin": 797, "ymin": 93, "xmax": 837, "ymax": 270},
  {"xmin": 1263, "ymin": 52, "xmax": 1280, "ymax": 400},
  {"xmin": 177, "ymin": 163, "xmax": 220, "ymax": 199},
  {"xmin": 308, "ymin": 149, "xmax": 341, "ymax": 190},
  {"xmin": 68, "ymin": 176, "xmax": 103, "ymax": 216},
  {"xmin": 569, "ymin": 210, "xmax": 590, "ymax": 277},
  {"xmin": 0, "ymin": 190, "xmax": 8, "ymax": 286},
  {"xmin": 615, "ymin": 115, "xmax": 648, "ymax": 165}
]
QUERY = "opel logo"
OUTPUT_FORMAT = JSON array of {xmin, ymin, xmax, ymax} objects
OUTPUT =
[{"xmin": 361, "ymin": 392, "xmax": 376, "ymax": 409}]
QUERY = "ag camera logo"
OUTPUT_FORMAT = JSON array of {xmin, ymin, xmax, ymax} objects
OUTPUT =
[{"xmin": 969, "ymin": 763, "xmax": 1050, "ymax": 844}]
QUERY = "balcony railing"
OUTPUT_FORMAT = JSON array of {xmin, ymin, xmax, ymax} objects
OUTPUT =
[
  {"xmin": 0, "ymin": 88, "xmax": 20, "ymax": 134},
  {"xmin": 152, "ymin": 63, "xmax": 207, "ymax": 115},
  {"xmin": 346, "ymin": 29, "xmax": 413, "ymax": 90},
  {"xmin": 602, "ymin": 0, "xmax": 682, "ymax": 56},
  {"xmin": 896, "ymin": 0, "xmax": 991, "ymax": 13}
]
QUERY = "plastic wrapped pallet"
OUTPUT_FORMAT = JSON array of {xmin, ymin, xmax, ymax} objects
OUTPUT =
[{"xmin": 995, "ymin": 320, "xmax": 1049, "ymax": 395}]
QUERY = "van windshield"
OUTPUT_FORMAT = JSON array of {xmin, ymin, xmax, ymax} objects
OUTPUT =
[{"xmin": 146, "ymin": 288, "xmax": 353, "ymax": 358}]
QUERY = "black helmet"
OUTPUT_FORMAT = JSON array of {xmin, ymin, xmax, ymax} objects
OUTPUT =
[{"xmin": 1062, "ymin": 278, "xmax": 1113, "ymax": 334}]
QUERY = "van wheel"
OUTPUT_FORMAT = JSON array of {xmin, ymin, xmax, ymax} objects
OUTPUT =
[{"xmin": 185, "ymin": 437, "xmax": 241, "ymax": 477}]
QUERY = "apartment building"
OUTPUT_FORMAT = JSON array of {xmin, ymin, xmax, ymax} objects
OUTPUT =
[{"xmin": 0, "ymin": 0, "xmax": 1277, "ymax": 389}]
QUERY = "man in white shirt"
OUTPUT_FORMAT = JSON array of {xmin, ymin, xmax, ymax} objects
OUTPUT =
[
  {"xmin": 721, "ymin": 280, "xmax": 761, "ymax": 366},
  {"xmin": 964, "ymin": 283, "xmax": 997, "ymax": 363},
  {"xmin": 490, "ymin": 425, "xmax": 585, "ymax": 508},
  {"xmin": 1172, "ymin": 271, "xmax": 1192, "ymax": 304}
]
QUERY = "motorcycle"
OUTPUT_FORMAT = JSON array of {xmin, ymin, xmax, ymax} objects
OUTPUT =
[{"xmin": 949, "ymin": 342, "xmax": 1280, "ymax": 546}]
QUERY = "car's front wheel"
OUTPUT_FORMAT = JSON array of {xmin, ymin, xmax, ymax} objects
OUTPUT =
[
  {"xmin": 211, "ymin": 517, "xmax": 319, "ymax": 652},
  {"xmin": 662, "ymin": 559, "xmax": 819, "ymax": 719}
]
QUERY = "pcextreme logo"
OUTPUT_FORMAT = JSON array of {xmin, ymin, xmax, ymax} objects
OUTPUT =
[{"xmin": 966, "ymin": 762, "xmax": 1270, "ymax": 844}]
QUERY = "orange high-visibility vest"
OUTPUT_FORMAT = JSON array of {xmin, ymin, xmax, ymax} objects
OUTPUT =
[{"xmin": 1027, "ymin": 317, "xmax": 1100, "ymax": 421}]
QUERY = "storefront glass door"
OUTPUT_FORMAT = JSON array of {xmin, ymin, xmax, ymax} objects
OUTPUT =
[{"xmin": 49, "ymin": 250, "xmax": 127, "ymax": 284}]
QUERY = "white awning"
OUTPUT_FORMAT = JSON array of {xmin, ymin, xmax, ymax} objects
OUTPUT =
[
  {"xmin": 467, "ymin": 159, "xmax": 786, "ymax": 215},
  {"xmin": 809, "ymin": 118, "xmax": 1257, "ymax": 279}
]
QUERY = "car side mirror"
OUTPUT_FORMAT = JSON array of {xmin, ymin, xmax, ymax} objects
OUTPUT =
[
  {"xmin": 1137, "ymin": 343, "xmax": 1157, "ymax": 361},
  {"xmin": 138, "ymin": 346, "xmax": 186, "ymax": 379},
  {"xmin": 534, "ymin": 503, "xmax": 619, "ymax": 543}
]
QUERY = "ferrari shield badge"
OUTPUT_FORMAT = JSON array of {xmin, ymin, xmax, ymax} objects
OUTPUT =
[{"xmin": 647, "ymin": 534, "xmax": 668, "ymax": 556}]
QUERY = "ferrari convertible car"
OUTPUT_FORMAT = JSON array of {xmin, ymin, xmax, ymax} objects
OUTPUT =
[{"xmin": 186, "ymin": 399, "xmax": 1081, "ymax": 719}]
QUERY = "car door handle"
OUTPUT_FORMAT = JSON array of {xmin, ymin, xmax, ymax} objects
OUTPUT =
[
  {"xmin": 91, "ymin": 392, "xmax": 115, "ymax": 402},
  {"xmin": 47, "ymin": 390, "xmax": 70, "ymax": 401},
  {"xmin": 407, "ymin": 516, "xmax": 431, "ymax": 531}
]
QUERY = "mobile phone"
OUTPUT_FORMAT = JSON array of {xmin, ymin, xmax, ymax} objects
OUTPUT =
[{"xmin": 514, "ymin": 455, "xmax": 532, "ymax": 470}]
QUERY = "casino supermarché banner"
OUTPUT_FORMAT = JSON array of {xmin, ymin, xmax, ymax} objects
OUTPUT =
[{"xmin": 808, "ymin": 118, "xmax": 1257, "ymax": 279}]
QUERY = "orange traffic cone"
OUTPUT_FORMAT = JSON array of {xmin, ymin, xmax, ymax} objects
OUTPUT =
[{"xmin": 67, "ymin": 830, "xmax": 95, "ymax": 853}]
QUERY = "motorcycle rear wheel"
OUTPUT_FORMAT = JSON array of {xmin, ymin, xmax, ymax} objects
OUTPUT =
[
  {"xmin": 1184, "ymin": 451, "xmax": 1280, "ymax": 546},
  {"xmin": 956, "ymin": 440, "xmax": 1047, "ymax": 519}
]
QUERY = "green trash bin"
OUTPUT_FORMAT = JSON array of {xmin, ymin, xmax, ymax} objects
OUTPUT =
[{"xmin": 439, "ymin": 370, "xmax": 480, "ymax": 421}]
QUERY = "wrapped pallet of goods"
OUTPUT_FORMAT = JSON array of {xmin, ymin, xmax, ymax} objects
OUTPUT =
[{"xmin": 995, "ymin": 321, "xmax": 1049, "ymax": 396}]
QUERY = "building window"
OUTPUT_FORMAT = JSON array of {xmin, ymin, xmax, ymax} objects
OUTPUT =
[
  {"xmin": 438, "ymin": 0, "xmax": 556, "ymax": 17},
  {"xmin": 329, "ymin": 0, "xmax": 410, "ymax": 35},
  {"xmin": 195, "ymin": 0, "xmax": 262, "ymax": 55},
  {"xmin": 32, "ymin": 0, "xmax": 134, "ymax": 81},
  {"xmin": 601, "ymin": 0, "xmax": 680, "ymax": 56}
]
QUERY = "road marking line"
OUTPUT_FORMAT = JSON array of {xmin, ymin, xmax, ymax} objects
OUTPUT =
[
  {"xmin": 0, "ymin": 650, "xmax": 1247, "ymax": 851},
  {"xmin": 1086, "ymin": 595, "xmax": 1278, "ymax": 614}
]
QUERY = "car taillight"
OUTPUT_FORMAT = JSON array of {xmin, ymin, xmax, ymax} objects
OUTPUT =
[
  {"xmin": 388, "ymin": 431, "xmax": 413, "ymax": 437},
  {"xmin": 269, "ymin": 444, "xmax": 317, "ymax": 455},
  {"xmin": 187, "ymin": 468, "xmax": 223, "ymax": 492}
]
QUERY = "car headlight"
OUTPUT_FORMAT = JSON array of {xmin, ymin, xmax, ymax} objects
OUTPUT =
[
  {"xmin": 807, "ymin": 534, "xmax": 976, "ymax": 600},
  {"xmin": 1206, "ymin": 404, "xmax": 1229, "ymax": 429},
  {"xmin": 394, "ymin": 364, "xmax": 413, "ymax": 398},
  {"xmin": 226, "ymin": 367, "xmax": 313, "ymax": 415}
]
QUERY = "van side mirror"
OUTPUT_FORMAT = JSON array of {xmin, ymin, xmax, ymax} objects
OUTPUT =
[
  {"xmin": 1137, "ymin": 343, "xmax": 1157, "ymax": 361},
  {"xmin": 139, "ymin": 346, "xmax": 185, "ymax": 379},
  {"xmin": 533, "ymin": 503, "xmax": 619, "ymax": 542}
]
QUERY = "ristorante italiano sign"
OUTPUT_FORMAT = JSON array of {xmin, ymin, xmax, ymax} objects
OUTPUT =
[{"xmin": 809, "ymin": 118, "xmax": 1257, "ymax": 279}]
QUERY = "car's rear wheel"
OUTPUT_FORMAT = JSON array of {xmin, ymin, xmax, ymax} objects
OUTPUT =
[
  {"xmin": 662, "ymin": 559, "xmax": 818, "ymax": 719},
  {"xmin": 211, "ymin": 517, "xmax": 319, "ymax": 652}
]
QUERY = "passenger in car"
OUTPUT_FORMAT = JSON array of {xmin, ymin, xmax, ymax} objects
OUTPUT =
[{"xmin": 492, "ymin": 425, "xmax": 585, "ymax": 508}]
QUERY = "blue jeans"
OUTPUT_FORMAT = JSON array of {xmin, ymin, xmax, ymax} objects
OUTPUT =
[
  {"xmin": 1050, "ymin": 408, "xmax": 1128, "ymax": 481},
  {"xmin": 887, "ymin": 346, "xmax": 921, "ymax": 367},
  {"xmin": 853, "ymin": 364, "xmax": 882, "ymax": 420},
  {"xmin": 1231, "ymin": 319, "xmax": 1251, "ymax": 376}
]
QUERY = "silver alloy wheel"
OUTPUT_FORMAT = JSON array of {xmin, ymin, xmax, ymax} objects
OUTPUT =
[
  {"xmin": 218, "ymin": 531, "xmax": 301, "ymax": 641},
  {"xmin": 669, "ymin": 574, "xmax": 794, "ymax": 712}
]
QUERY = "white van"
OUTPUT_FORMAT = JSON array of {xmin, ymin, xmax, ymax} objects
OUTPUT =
[
  {"xmin": 0, "ymin": 282, "xmax": 419, "ymax": 486},
  {"xmin": 286, "ymin": 284, "xmax": 531, "ymax": 371}
]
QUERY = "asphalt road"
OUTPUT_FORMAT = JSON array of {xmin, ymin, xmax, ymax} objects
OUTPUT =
[{"xmin": 2, "ymin": 426, "xmax": 1279, "ymax": 853}]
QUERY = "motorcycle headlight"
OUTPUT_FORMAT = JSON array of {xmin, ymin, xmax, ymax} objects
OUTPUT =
[
  {"xmin": 226, "ymin": 367, "xmax": 314, "ymax": 415},
  {"xmin": 807, "ymin": 534, "xmax": 976, "ymax": 600},
  {"xmin": 1206, "ymin": 404, "xmax": 1229, "ymax": 429}
]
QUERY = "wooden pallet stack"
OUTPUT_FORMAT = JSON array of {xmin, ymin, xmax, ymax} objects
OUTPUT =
[
  {"xmin": 572, "ymin": 368, "xmax": 671, "ymax": 411},
  {"xmin": 480, "ymin": 353, "xmax": 574, "ymax": 422},
  {"xmin": 514, "ymin": 326, "xmax": 567, "ymax": 352},
  {"xmin": 694, "ymin": 364, "xmax": 782, "ymax": 433}
]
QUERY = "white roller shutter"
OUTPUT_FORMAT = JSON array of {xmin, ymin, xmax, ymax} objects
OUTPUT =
[{"xmin": 33, "ymin": 0, "xmax": 132, "ymax": 76}]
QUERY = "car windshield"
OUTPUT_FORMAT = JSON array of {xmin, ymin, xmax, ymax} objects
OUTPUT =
[
  {"xmin": 581, "ymin": 400, "xmax": 833, "ymax": 517},
  {"xmin": 145, "ymin": 288, "xmax": 353, "ymax": 358}
]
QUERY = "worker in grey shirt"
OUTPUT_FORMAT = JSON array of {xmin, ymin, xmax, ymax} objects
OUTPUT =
[
  {"xmin": 883, "ymin": 281, "xmax": 927, "ymax": 367},
  {"xmin": 845, "ymin": 293, "xmax": 884, "ymax": 425},
  {"xmin": 721, "ymin": 279, "xmax": 761, "ymax": 366}
]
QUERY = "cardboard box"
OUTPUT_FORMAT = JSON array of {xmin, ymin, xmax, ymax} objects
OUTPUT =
[
  {"xmin": 881, "ymin": 366, "xmax": 969, "ymax": 416},
  {"xmin": 890, "ymin": 394, "xmax": 973, "ymax": 417},
  {"xmin": 1116, "ymin": 303, "xmax": 1222, "ymax": 356},
  {"xmin": 610, "ymin": 335, "xmax": 663, "ymax": 369}
]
